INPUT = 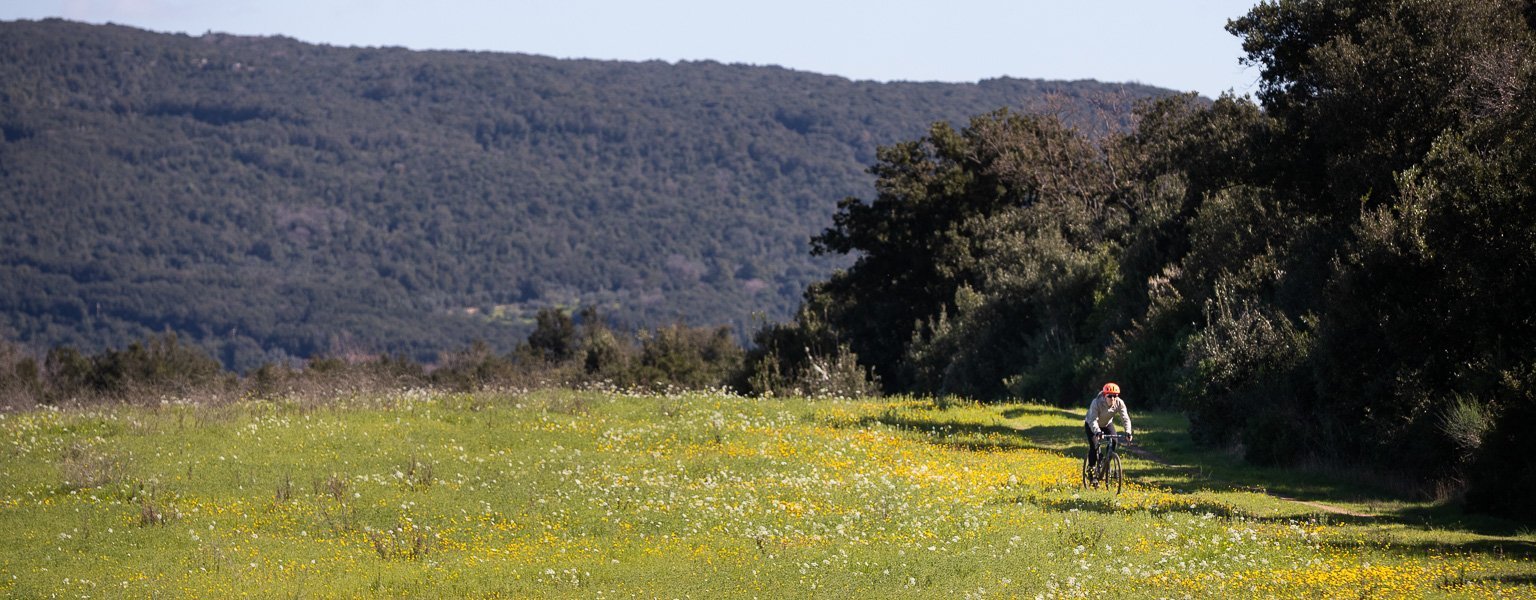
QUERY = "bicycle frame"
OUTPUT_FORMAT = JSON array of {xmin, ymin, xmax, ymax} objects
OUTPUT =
[{"xmin": 1083, "ymin": 433, "xmax": 1128, "ymax": 493}]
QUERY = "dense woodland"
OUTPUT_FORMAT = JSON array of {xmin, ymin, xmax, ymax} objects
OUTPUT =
[
  {"xmin": 743, "ymin": 0, "xmax": 1535, "ymax": 520},
  {"xmin": 0, "ymin": 18, "xmax": 1165, "ymax": 370},
  {"xmin": 4, "ymin": 0, "xmax": 1535, "ymax": 523}
]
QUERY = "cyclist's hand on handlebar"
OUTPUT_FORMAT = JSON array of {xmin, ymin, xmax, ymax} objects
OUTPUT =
[{"xmin": 1125, "ymin": 434, "xmax": 1133, "ymax": 443}]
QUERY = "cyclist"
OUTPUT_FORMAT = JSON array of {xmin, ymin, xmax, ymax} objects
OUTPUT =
[{"xmin": 1085, "ymin": 382, "xmax": 1133, "ymax": 474}]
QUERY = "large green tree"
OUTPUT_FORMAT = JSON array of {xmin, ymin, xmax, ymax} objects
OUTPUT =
[{"xmin": 809, "ymin": 111, "xmax": 1112, "ymax": 393}]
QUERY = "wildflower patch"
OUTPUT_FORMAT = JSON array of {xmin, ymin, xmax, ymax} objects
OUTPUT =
[{"xmin": 0, "ymin": 390, "xmax": 1530, "ymax": 597}]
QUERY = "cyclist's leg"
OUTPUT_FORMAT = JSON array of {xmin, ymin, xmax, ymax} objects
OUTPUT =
[{"xmin": 1084, "ymin": 423, "xmax": 1099, "ymax": 468}]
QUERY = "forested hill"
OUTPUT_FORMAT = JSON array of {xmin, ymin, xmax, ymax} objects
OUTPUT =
[{"xmin": 0, "ymin": 19, "xmax": 1174, "ymax": 369}]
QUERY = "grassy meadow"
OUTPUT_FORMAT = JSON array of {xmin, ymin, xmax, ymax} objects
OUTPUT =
[{"xmin": 1, "ymin": 389, "xmax": 1533, "ymax": 598}]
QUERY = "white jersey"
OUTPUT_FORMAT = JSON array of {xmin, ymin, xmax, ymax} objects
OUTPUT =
[{"xmin": 1084, "ymin": 392, "xmax": 1132, "ymax": 436}]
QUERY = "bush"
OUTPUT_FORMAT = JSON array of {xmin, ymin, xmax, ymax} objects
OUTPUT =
[
  {"xmin": 1004, "ymin": 349, "xmax": 1099, "ymax": 408},
  {"xmin": 580, "ymin": 327, "xmax": 631, "ymax": 379},
  {"xmin": 740, "ymin": 303, "xmax": 878, "ymax": 398},
  {"xmin": 1439, "ymin": 395, "xmax": 1492, "ymax": 466},
  {"xmin": 0, "ymin": 339, "xmax": 43, "ymax": 407},
  {"xmin": 633, "ymin": 323, "xmax": 743, "ymax": 391},
  {"xmin": 578, "ymin": 308, "xmax": 634, "ymax": 382},
  {"xmin": 246, "ymin": 352, "xmax": 430, "ymax": 399},
  {"xmin": 746, "ymin": 341, "xmax": 877, "ymax": 399},
  {"xmin": 37, "ymin": 333, "xmax": 234, "ymax": 402},
  {"xmin": 522, "ymin": 308, "xmax": 578, "ymax": 363},
  {"xmin": 1464, "ymin": 375, "xmax": 1536, "ymax": 523},
  {"xmin": 430, "ymin": 341, "xmax": 518, "ymax": 391},
  {"xmin": 1100, "ymin": 266, "xmax": 1196, "ymax": 410},
  {"xmin": 1181, "ymin": 278, "xmax": 1312, "ymax": 452}
]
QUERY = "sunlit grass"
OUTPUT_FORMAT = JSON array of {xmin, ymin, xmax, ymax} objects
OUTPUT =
[{"xmin": 1, "ymin": 389, "xmax": 1531, "ymax": 597}]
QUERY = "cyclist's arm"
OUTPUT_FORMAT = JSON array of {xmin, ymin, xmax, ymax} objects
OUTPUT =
[
  {"xmin": 1117, "ymin": 401, "xmax": 1132, "ymax": 437},
  {"xmin": 1085, "ymin": 396, "xmax": 1104, "ymax": 435}
]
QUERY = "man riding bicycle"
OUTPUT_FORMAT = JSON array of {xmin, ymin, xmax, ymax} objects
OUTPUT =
[{"xmin": 1085, "ymin": 382, "xmax": 1133, "ymax": 472}]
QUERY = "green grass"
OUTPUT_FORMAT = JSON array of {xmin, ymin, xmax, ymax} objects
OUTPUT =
[{"xmin": 1, "ymin": 389, "xmax": 1532, "ymax": 598}]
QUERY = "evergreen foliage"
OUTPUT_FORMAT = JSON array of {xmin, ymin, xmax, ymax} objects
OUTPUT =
[
  {"xmin": 737, "ymin": 297, "xmax": 878, "ymax": 398},
  {"xmin": 761, "ymin": 0, "xmax": 1536, "ymax": 519},
  {"xmin": 0, "ymin": 19, "xmax": 1166, "ymax": 371}
]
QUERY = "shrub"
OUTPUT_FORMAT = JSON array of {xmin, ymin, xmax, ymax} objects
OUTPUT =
[
  {"xmin": 1439, "ymin": 395, "xmax": 1492, "ymax": 465},
  {"xmin": 633, "ymin": 323, "xmax": 743, "ymax": 390},
  {"xmin": 747, "ymin": 341, "xmax": 877, "ymax": 399},
  {"xmin": 579, "ymin": 312, "xmax": 633, "ymax": 381},
  {"xmin": 1180, "ymin": 278, "xmax": 1312, "ymax": 451},
  {"xmin": 0, "ymin": 339, "xmax": 43, "ymax": 407},
  {"xmin": 1464, "ymin": 373, "xmax": 1536, "ymax": 523},
  {"xmin": 740, "ymin": 304, "xmax": 878, "ymax": 398},
  {"xmin": 90, "ymin": 332, "xmax": 229, "ymax": 395},
  {"xmin": 430, "ymin": 340, "xmax": 517, "ymax": 390},
  {"xmin": 1100, "ymin": 265, "xmax": 1196, "ymax": 410},
  {"xmin": 38, "ymin": 333, "xmax": 233, "ymax": 402},
  {"xmin": 522, "ymin": 308, "xmax": 578, "ymax": 363}
]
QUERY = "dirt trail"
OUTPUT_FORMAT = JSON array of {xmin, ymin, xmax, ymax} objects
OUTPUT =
[
  {"xmin": 1269, "ymin": 496, "xmax": 1373, "ymax": 518},
  {"xmin": 1009, "ymin": 422, "xmax": 1376, "ymax": 519},
  {"xmin": 1120, "ymin": 443, "xmax": 1374, "ymax": 518}
]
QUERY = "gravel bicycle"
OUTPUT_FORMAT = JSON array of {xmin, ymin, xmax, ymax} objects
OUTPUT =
[{"xmin": 1082, "ymin": 433, "xmax": 1129, "ymax": 493}]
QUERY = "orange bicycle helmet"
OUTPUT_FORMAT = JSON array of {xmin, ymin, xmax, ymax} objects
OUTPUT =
[{"xmin": 1102, "ymin": 382, "xmax": 1121, "ymax": 395}]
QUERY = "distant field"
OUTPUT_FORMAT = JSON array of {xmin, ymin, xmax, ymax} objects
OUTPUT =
[{"xmin": 2, "ymin": 390, "xmax": 1531, "ymax": 598}]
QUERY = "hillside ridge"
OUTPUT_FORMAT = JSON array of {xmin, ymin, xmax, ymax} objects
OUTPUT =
[{"xmin": 0, "ymin": 18, "xmax": 1177, "ymax": 369}]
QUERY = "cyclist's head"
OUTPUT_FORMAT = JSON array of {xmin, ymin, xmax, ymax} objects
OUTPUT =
[{"xmin": 1101, "ymin": 382, "xmax": 1121, "ymax": 397}]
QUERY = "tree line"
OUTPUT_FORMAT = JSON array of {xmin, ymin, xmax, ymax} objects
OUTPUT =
[
  {"xmin": 0, "ymin": 308, "xmax": 756, "ymax": 405},
  {"xmin": 748, "ymin": 0, "xmax": 1536, "ymax": 521}
]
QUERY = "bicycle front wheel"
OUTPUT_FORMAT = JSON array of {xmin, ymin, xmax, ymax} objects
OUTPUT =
[
  {"xmin": 1110, "ymin": 453, "xmax": 1123, "ymax": 494},
  {"xmin": 1081, "ymin": 452, "xmax": 1092, "ymax": 489}
]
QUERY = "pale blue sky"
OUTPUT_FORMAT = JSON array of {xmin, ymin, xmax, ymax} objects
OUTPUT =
[{"xmin": 4, "ymin": 0, "xmax": 1262, "ymax": 98}]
